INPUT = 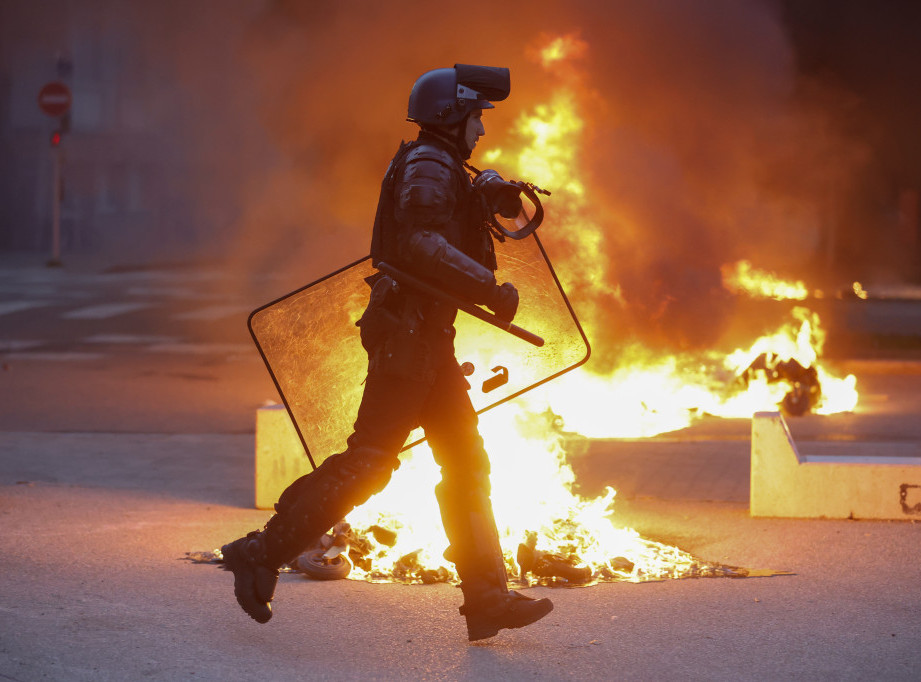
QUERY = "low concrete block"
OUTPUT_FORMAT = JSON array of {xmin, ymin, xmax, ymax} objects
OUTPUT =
[
  {"xmin": 751, "ymin": 411, "xmax": 921, "ymax": 519},
  {"xmin": 255, "ymin": 405, "xmax": 310, "ymax": 510}
]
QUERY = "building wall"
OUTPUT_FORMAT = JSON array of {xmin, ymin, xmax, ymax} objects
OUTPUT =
[{"xmin": 0, "ymin": 1, "xmax": 206, "ymax": 260}]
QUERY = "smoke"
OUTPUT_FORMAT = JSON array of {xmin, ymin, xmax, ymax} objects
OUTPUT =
[
  {"xmin": 210, "ymin": 0, "xmax": 574, "ymax": 288},
  {"xmin": 194, "ymin": 0, "xmax": 861, "ymax": 357},
  {"xmin": 10, "ymin": 1, "xmax": 877, "ymax": 357},
  {"xmin": 63, "ymin": 0, "xmax": 574, "ymax": 292},
  {"xmin": 541, "ymin": 1, "xmax": 864, "ymax": 356}
]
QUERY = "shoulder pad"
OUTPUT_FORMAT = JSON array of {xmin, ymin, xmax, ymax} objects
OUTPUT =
[
  {"xmin": 404, "ymin": 143, "xmax": 459, "ymax": 171},
  {"xmin": 398, "ymin": 143, "xmax": 461, "ymax": 194},
  {"xmin": 395, "ymin": 145, "xmax": 461, "ymax": 228}
]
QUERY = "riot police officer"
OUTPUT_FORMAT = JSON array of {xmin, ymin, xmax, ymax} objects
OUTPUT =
[{"xmin": 220, "ymin": 64, "xmax": 552, "ymax": 642}]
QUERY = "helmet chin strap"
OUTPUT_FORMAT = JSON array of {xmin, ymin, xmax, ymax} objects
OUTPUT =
[
  {"xmin": 419, "ymin": 116, "xmax": 474, "ymax": 160},
  {"xmin": 457, "ymin": 129, "xmax": 474, "ymax": 160},
  {"xmin": 456, "ymin": 110, "xmax": 476, "ymax": 160}
]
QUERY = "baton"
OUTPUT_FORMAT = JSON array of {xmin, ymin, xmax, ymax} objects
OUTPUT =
[{"xmin": 377, "ymin": 262, "xmax": 545, "ymax": 347}]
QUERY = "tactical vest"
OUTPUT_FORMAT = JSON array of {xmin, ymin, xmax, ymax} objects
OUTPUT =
[{"xmin": 370, "ymin": 137, "xmax": 497, "ymax": 274}]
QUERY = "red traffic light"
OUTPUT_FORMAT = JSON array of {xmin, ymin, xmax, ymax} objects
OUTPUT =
[{"xmin": 50, "ymin": 130, "xmax": 62, "ymax": 147}]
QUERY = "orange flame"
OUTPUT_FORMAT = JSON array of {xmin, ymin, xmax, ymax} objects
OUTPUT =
[
  {"xmin": 348, "ymin": 404, "xmax": 704, "ymax": 584},
  {"xmin": 537, "ymin": 33, "xmax": 589, "ymax": 70},
  {"xmin": 721, "ymin": 260, "xmax": 809, "ymax": 300},
  {"xmin": 336, "ymin": 35, "xmax": 858, "ymax": 585}
]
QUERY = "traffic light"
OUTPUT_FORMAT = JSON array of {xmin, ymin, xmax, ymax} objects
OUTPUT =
[{"xmin": 50, "ymin": 130, "xmax": 62, "ymax": 147}]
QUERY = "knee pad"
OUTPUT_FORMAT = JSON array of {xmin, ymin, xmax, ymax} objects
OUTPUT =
[
  {"xmin": 275, "ymin": 472, "xmax": 317, "ymax": 515},
  {"xmin": 330, "ymin": 446, "xmax": 400, "ymax": 503},
  {"xmin": 436, "ymin": 467, "xmax": 491, "ymax": 505},
  {"xmin": 431, "ymin": 435, "xmax": 491, "ymax": 483},
  {"xmin": 275, "ymin": 446, "xmax": 398, "ymax": 517}
]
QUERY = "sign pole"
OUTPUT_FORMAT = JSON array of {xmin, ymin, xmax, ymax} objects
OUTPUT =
[
  {"xmin": 37, "ymin": 81, "xmax": 72, "ymax": 267},
  {"xmin": 49, "ymin": 141, "xmax": 62, "ymax": 267}
]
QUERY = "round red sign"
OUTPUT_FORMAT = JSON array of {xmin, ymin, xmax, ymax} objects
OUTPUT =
[{"xmin": 38, "ymin": 81, "xmax": 72, "ymax": 118}]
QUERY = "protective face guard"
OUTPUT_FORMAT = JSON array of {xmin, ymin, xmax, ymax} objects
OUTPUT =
[
  {"xmin": 454, "ymin": 64, "xmax": 510, "ymax": 102},
  {"xmin": 248, "ymin": 234, "xmax": 590, "ymax": 469}
]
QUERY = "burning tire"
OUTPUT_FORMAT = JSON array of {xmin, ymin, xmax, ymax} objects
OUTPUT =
[{"xmin": 296, "ymin": 548, "xmax": 351, "ymax": 581}]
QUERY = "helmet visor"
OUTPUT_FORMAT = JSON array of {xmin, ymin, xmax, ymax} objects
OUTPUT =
[{"xmin": 454, "ymin": 64, "xmax": 510, "ymax": 102}]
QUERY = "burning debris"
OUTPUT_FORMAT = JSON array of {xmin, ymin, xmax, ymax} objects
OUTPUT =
[
  {"xmin": 517, "ymin": 531, "xmax": 594, "ymax": 585},
  {"xmin": 735, "ymin": 352, "xmax": 821, "ymax": 417},
  {"xmin": 192, "ymin": 520, "xmax": 792, "ymax": 586},
  {"xmin": 719, "ymin": 307, "xmax": 856, "ymax": 418},
  {"xmin": 716, "ymin": 260, "xmax": 852, "ymax": 417},
  {"xmin": 294, "ymin": 522, "xmax": 354, "ymax": 580},
  {"xmin": 291, "ymin": 522, "xmax": 454, "ymax": 585}
]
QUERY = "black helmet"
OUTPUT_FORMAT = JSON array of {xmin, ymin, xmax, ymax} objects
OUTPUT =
[{"xmin": 407, "ymin": 64, "xmax": 510, "ymax": 127}]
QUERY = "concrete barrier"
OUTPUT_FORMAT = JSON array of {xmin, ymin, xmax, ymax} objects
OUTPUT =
[
  {"xmin": 255, "ymin": 404, "xmax": 310, "ymax": 510},
  {"xmin": 751, "ymin": 411, "xmax": 921, "ymax": 519}
]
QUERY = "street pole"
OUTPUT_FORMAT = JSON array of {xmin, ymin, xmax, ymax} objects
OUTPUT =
[
  {"xmin": 48, "ymin": 139, "xmax": 63, "ymax": 267},
  {"xmin": 37, "ymin": 79, "xmax": 72, "ymax": 267}
]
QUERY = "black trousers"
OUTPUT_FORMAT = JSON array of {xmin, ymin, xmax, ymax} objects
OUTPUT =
[
  {"xmin": 349, "ymin": 359, "xmax": 490, "ymax": 485},
  {"xmin": 273, "ymin": 356, "xmax": 507, "ymax": 592}
]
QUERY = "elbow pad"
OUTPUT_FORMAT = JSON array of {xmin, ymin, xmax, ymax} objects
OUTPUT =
[{"xmin": 407, "ymin": 231, "xmax": 497, "ymax": 304}]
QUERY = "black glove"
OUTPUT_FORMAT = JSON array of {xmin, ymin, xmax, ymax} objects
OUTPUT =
[
  {"xmin": 487, "ymin": 282, "xmax": 519, "ymax": 322},
  {"xmin": 474, "ymin": 170, "xmax": 523, "ymax": 219}
]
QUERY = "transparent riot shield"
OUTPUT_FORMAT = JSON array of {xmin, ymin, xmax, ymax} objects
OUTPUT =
[{"xmin": 248, "ymin": 233, "xmax": 590, "ymax": 468}]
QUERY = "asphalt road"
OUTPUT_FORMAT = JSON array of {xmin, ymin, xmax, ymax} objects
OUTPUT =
[{"xmin": 1, "ymin": 254, "xmax": 920, "ymax": 680}]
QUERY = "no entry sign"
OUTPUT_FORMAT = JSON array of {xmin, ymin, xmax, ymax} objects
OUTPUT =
[{"xmin": 38, "ymin": 81, "xmax": 72, "ymax": 118}]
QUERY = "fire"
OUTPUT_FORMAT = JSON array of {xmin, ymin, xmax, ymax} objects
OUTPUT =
[
  {"xmin": 483, "ymin": 91, "xmax": 584, "ymax": 198},
  {"xmin": 720, "ymin": 307, "xmax": 857, "ymax": 417},
  {"xmin": 312, "ymin": 37, "xmax": 858, "ymax": 585},
  {"xmin": 721, "ymin": 260, "xmax": 809, "ymax": 300},
  {"xmin": 537, "ymin": 34, "xmax": 589, "ymax": 70},
  {"xmin": 346, "ymin": 402, "xmax": 711, "ymax": 584},
  {"xmin": 542, "ymin": 307, "xmax": 857, "ymax": 441}
]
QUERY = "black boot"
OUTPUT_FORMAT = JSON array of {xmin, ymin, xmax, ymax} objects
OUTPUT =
[
  {"xmin": 220, "ymin": 497, "xmax": 328, "ymax": 624},
  {"xmin": 221, "ymin": 446, "xmax": 398, "ymax": 623},
  {"xmin": 221, "ymin": 531, "xmax": 281, "ymax": 624},
  {"xmin": 221, "ymin": 504, "xmax": 328, "ymax": 624},
  {"xmin": 460, "ymin": 590, "xmax": 554, "ymax": 642},
  {"xmin": 437, "ymin": 482, "xmax": 554, "ymax": 641}
]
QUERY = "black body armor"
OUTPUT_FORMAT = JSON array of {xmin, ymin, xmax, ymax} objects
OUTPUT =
[{"xmin": 361, "ymin": 132, "xmax": 501, "ymax": 382}]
